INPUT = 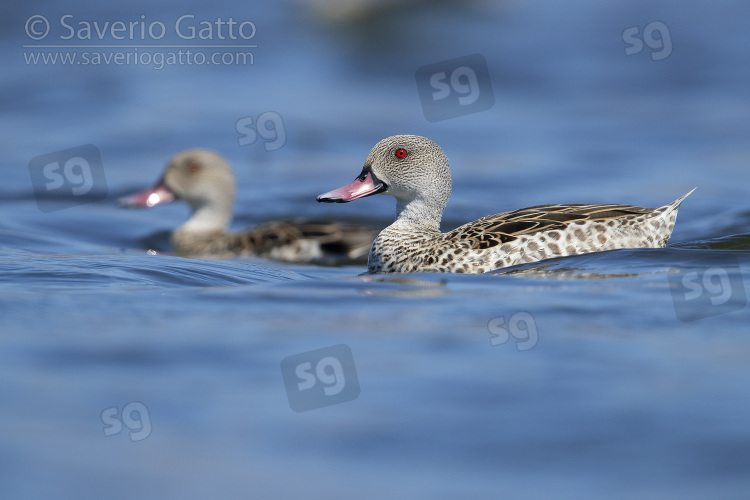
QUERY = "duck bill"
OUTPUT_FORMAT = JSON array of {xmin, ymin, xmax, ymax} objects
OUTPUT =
[
  {"xmin": 317, "ymin": 171, "xmax": 386, "ymax": 203},
  {"xmin": 117, "ymin": 181, "xmax": 175, "ymax": 208}
]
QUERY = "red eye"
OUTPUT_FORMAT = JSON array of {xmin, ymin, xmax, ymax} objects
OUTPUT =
[
  {"xmin": 189, "ymin": 163, "xmax": 200, "ymax": 173},
  {"xmin": 395, "ymin": 148, "xmax": 408, "ymax": 159}
]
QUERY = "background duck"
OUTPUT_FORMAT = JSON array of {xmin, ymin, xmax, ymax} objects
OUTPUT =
[
  {"xmin": 119, "ymin": 149, "xmax": 377, "ymax": 263},
  {"xmin": 318, "ymin": 135, "xmax": 694, "ymax": 274}
]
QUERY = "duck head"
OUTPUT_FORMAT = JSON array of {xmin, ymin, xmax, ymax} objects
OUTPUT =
[
  {"xmin": 317, "ymin": 135, "xmax": 452, "ymax": 229},
  {"xmin": 119, "ymin": 149, "xmax": 236, "ymax": 231}
]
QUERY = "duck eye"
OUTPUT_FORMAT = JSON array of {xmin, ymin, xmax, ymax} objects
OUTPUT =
[
  {"xmin": 395, "ymin": 148, "xmax": 408, "ymax": 159},
  {"xmin": 188, "ymin": 163, "xmax": 201, "ymax": 173}
]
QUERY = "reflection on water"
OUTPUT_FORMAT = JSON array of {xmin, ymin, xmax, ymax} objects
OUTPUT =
[{"xmin": 359, "ymin": 274, "xmax": 449, "ymax": 297}]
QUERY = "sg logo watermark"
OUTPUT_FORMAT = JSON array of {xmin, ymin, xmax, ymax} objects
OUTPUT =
[
  {"xmin": 488, "ymin": 311, "xmax": 538, "ymax": 351},
  {"xmin": 280, "ymin": 344, "xmax": 360, "ymax": 413},
  {"xmin": 101, "ymin": 401, "xmax": 152, "ymax": 442},
  {"xmin": 668, "ymin": 259, "xmax": 746, "ymax": 322},
  {"xmin": 623, "ymin": 21, "xmax": 672, "ymax": 61},
  {"xmin": 28, "ymin": 144, "xmax": 107, "ymax": 213},
  {"xmin": 415, "ymin": 53, "xmax": 494, "ymax": 122},
  {"xmin": 236, "ymin": 111, "xmax": 286, "ymax": 151}
]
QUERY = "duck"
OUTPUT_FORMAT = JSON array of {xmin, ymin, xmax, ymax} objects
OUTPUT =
[
  {"xmin": 317, "ymin": 135, "xmax": 694, "ymax": 274},
  {"xmin": 119, "ymin": 149, "xmax": 377, "ymax": 263}
]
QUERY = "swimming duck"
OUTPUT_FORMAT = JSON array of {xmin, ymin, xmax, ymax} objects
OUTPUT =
[
  {"xmin": 317, "ymin": 135, "xmax": 694, "ymax": 274},
  {"xmin": 119, "ymin": 149, "xmax": 376, "ymax": 262}
]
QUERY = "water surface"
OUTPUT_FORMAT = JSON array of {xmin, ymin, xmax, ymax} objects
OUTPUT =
[{"xmin": 2, "ymin": 1, "xmax": 750, "ymax": 498}]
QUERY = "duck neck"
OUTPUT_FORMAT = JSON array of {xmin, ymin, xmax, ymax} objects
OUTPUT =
[
  {"xmin": 178, "ymin": 201, "xmax": 233, "ymax": 233},
  {"xmin": 392, "ymin": 197, "xmax": 443, "ymax": 233}
]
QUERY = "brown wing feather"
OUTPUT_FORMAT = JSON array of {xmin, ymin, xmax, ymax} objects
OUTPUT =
[
  {"xmin": 448, "ymin": 203, "xmax": 657, "ymax": 250},
  {"xmin": 229, "ymin": 220, "xmax": 376, "ymax": 258}
]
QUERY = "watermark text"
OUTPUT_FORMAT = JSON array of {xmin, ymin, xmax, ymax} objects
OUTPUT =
[
  {"xmin": 488, "ymin": 311, "xmax": 539, "ymax": 351},
  {"xmin": 101, "ymin": 401, "xmax": 152, "ymax": 442},
  {"xmin": 236, "ymin": 111, "xmax": 286, "ymax": 151},
  {"xmin": 281, "ymin": 344, "xmax": 360, "ymax": 412},
  {"xmin": 623, "ymin": 21, "xmax": 672, "ymax": 61},
  {"xmin": 415, "ymin": 53, "xmax": 494, "ymax": 122},
  {"xmin": 23, "ymin": 14, "xmax": 257, "ymax": 69}
]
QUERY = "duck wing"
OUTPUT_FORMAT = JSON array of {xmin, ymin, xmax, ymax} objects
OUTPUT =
[
  {"xmin": 230, "ymin": 220, "xmax": 377, "ymax": 260},
  {"xmin": 448, "ymin": 203, "xmax": 660, "ymax": 250}
]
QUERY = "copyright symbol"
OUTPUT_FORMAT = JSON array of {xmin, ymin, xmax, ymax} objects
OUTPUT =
[{"xmin": 25, "ymin": 15, "xmax": 50, "ymax": 41}]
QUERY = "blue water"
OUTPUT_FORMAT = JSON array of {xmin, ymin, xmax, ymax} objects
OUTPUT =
[{"xmin": 3, "ymin": 1, "xmax": 750, "ymax": 498}]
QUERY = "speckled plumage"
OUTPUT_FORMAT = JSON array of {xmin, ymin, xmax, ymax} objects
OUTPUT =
[
  {"xmin": 318, "ymin": 135, "xmax": 694, "ymax": 274},
  {"xmin": 172, "ymin": 219, "xmax": 375, "ymax": 262},
  {"xmin": 120, "ymin": 149, "xmax": 376, "ymax": 262}
]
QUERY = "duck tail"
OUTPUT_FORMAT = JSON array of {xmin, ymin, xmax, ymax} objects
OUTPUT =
[{"xmin": 666, "ymin": 187, "xmax": 696, "ymax": 211}]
